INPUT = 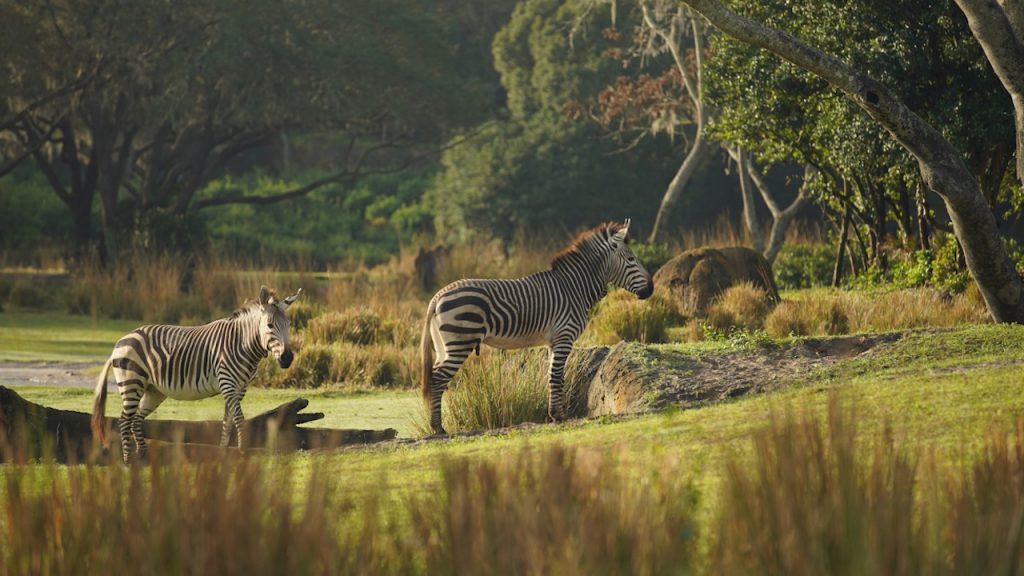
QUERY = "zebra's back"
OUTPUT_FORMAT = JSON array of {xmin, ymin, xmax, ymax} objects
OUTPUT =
[
  {"xmin": 432, "ymin": 273, "xmax": 577, "ymax": 348},
  {"xmin": 112, "ymin": 321, "xmax": 232, "ymax": 400}
]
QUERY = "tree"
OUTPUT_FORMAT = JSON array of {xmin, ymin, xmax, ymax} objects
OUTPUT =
[
  {"xmin": 429, "ymin": 0, "xmax": 676, "ymax": 244},
  {"xmin": 705, "ymin": 0, "xmax": 1017, "ymax": 275},
  {"xmin": 678, "ymin": 0, "xmax": 1024, "ymax": 322},
  {"xmin": 0, "ymin": 0, "xmax": 492, "ymax": 259}
]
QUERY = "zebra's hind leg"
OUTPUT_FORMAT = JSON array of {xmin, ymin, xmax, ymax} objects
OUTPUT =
[
  {"xmin": 429, "ymin": 353, "xmax": 471, "ymax": 435},
  {"xmin": 134, "ymin": 389, "xmax": 166, "ymax": 460},
  {"xmin": 546, "ymin": 339, "xmax": 575, "ymax": 422},
  {"xmin": 117, "ymin": 385, "xmax": 143, "ymax": 464}
]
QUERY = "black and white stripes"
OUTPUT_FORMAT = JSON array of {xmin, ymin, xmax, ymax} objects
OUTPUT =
[
  {"xmin": 420, "ymin": 220, "xmax": 653, "ymax": 434},
  {"xmin": 91, "ymin": 286, "xmax": 301, "ymax": 463}
]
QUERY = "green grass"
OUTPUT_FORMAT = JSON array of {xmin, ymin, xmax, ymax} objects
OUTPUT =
[
  {"xmin": 0, "ymin": 310, "xmax": 139, "ymax": 362},
  {"xmin": 4, "ymin": 311, "xmax": 1024, "ymax": 572}
]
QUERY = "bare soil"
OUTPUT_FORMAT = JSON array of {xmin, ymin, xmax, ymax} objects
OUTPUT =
[{"xmin": 0, "ymin": 361, "xmax": 97, "ymax": 388}]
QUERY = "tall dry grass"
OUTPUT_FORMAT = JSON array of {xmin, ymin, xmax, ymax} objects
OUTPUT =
[
  {"xmin": 0, "ymin": 445, "xmax": 698, "ymax": 575},
  {"xmin": 764, "ymin": 288, "xmax": 988, "ymax": 338},
  {"xmin": 412, "ymin": 348, "xmax": 592, "ymax": 435},
  {"xmin": 713, "ymin": 398, "xmax": 1024, "ymax": 575},
  {"xmin": 583, "ymin": 289, "xmax": 680, "ymax": 345}
]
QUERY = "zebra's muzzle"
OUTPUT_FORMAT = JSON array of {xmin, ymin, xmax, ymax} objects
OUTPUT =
[
  {"xmin": 279, "ymin": 348, "xmax": 294, "ymax": 369},
  {"xmin": 636, "ymin": 281, "xmax": 654, "ymax": 300}
]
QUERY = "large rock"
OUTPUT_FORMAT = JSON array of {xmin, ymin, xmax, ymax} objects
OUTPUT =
[{"xmin": 653, "ymin": 246, "xmax": 779, "ymax": 317}]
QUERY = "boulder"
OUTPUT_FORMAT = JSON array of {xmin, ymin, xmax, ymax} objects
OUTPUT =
[{"xmin": 653, "ymin": 246, "xmax": 779, "ymax": 317}]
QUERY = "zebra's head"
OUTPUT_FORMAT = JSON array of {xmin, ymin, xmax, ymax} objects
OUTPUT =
[
  {"xmin": 259, "ymin": 286, "xmax": 302, "ymax": 368},
  {"xmin": 606, "ymin": 219, "xmax": 654, "ymax": 300}
]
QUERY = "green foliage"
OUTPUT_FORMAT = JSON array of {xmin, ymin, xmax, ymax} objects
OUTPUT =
[
  {"xmin": 773, "ymin": 243, "xmax": 836, "ymax": 289},
  {"xmin": 852, "ymin": 233, "xmax": 972, "ymax": 293},
  {"xmin": 0, "ymin": 169, "xmax": 71, "ymax": 265},
  {"xmin": 429, "ymin": 0, "xmax": 676, "ymax": 243},
  {"xmin": 201, "ymin": 170, "xmax": 436, "ymax": 266},
  {"xmin": 631, "ymin": 242, "xmax": 674, "ymax": 275}
]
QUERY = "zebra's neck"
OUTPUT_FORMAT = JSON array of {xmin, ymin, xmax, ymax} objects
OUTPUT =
[
  {"xmin": 550, "ymin": 251, "xmax": 610, "ymax": 310},
  {"xmin": 231, "ymin": 305, "xmax": 269, "ymax": 361}
]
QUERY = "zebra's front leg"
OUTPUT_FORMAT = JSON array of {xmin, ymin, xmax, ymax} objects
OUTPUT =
[
  {"xmin": 547, "ymin": 338, "xmax": 575, "ymax": 422},
  {"xmin": 220, "ymin": 403, "xmax": 232, "ymax": 448}
]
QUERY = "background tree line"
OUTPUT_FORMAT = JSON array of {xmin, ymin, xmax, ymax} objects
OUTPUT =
[{"xmin": 2, "ymin": 0, "xmax": 1021, "ymax": 310}]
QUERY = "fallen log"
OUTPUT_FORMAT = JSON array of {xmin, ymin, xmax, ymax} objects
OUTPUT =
[{"xmin": 0, "ymin": 385, "xmax": 397, "ymax": 463}]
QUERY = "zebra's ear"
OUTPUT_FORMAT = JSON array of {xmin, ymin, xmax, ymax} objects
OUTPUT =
[
  {"xmin": 611, "ymin": 219, "xmax": 630, "ymax": 246},
  {"xmin": 281, "ymin": 288, "xmax": 303, "ymax": 309},
  {"xmin": 259, "ymin": 285, "xmax": 271, "ymax": 308}
]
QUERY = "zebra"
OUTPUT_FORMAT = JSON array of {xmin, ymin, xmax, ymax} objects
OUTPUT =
[
  {"xmin": 91, "ymin": 286, "xmax": 302, "ymax": 462},
  {"xmin": 419, "ymin": 220, "xmax": 653, "ymax": 435}
]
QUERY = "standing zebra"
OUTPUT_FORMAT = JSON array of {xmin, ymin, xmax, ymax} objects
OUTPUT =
[
  {"xmin": 91, "ymin": 286, "xmax": 302, "ymax": 462},
  {"xmin": 420, "ymin": 220, "xmax": 653, "ymax": 434}
]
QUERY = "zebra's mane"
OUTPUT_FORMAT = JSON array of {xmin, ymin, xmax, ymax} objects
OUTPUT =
[
  {"xmin": 230, "ymin": 289, "xmax": 278, "ymax": 320},
  {"xmin": 550, "ymin": 222, "xmax": 627, "ymax": 271}
]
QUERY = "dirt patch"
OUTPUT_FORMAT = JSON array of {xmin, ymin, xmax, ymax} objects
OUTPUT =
[
  {"xmin": 578, "ymin": 333, "xmax": 902, "ymax": 416},
  {"xmin": 0, "ymin": 361, "xmax": 98, "ymax": 388}
]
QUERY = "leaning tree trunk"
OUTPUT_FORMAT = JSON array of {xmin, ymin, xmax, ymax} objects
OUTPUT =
[
  {"xmin": 679, "ymin": 0, "xmax": 1024, "ymax": 323},
  {"xmin": 646, "ymin": 9, "xmax": 717, "ymax": 244}
]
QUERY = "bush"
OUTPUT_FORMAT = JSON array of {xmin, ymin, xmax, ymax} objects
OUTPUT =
[
  {"xmin": 414, "ymin": 348, "xmax": 590, "ymax": 434},
  {"xmin": 704, "ymin": 283, "xmax": 772, "ymax": 332},
  {"xmin": 631, "ymin": 242, "xmax": 674, "ymax": 275},
  {"xmin": 255, "ymin": 343, "xmax": 416, "ymax": 389},
  {"xmin": 584, "ymin": 289, "xmax": 679, "ymax": 345},
  {"xmin": 307, "ymin": 308, "xmax": 404, "ymax": 346},
  {"xmin": 764, "ymin": 298, "xmax": 849, "ymax": 338},
  {"xmin": 773, "ymin": 243, "xmax": 835, "ymax": 289}
]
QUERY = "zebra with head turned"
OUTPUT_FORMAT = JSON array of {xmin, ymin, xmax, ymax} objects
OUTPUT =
[
  {"xmin": 420, "ymin": 220, "xmax": 654, "ymax": 435},
  {"xmin": 91, "ymin": 286, "xmax": 302, "ymax": 462}
]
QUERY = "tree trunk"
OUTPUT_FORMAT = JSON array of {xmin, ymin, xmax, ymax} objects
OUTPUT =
[
  {"xmin": 681, "ymin": 0, "xmax": 1024, "ymax": 323},
  {"xmin": 955, "ymin": 0, "xmax": 1024, "ymax": 184},
  {"xmin": 729, "ymin": 149, "xmax": 813, "ymax": 264},
  {"xmin": 833, "ymin": 206, "xmax": 851, "ymax": 287},
  {"xmin": 649, "ymin": 124, "xmax": 716, "ymax": 243},
  {"xmin": 736, "ymin": 148, "xmax": 765, "ymax": 253}
]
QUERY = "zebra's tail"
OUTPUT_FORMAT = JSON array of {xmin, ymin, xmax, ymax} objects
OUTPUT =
[
  {"xmin": 420, "ymin": 301, "xmax": 436, "ymax": 404},
  {"xmin": 91, "ymin": 358, "xmax": 113, "ymax": 444}
]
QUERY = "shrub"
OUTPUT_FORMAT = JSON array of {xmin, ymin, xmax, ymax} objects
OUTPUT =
[
  {"xmin": 307, "ymin": 308, "xmax": 404, "ymax": 346},
  {"xmin": 705, "ymin": 282, "xmax": 772, "ymax": 332},
  {"xmin": 414, "ymin": 348, "xmax": 591, "ymax": 434},
  {"xmin": 584, "ymin": 289, "xmax": 679, "ymax": 345},
  {"xmin": 764, "ymin": 297, "xmax": 849, "ymax": 337},
  {"xmin": 286, "ymin": 300, "xmax": 322, "ymax": 331},
  {"xmin": 255, "ymin": 342, "xmax": 416, "ymax": 389},
  {"xmin": 631, "ymin": 242, "xmax": 674, "ymax": 275},
  {"xmin": 773, "ymin": 243, "xmax": 835, "ymax": 289}
]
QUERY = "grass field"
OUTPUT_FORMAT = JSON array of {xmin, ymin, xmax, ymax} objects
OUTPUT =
[
  {"xmin": 0, "ymin": 309, "xmax": 139, "ymax": 362},
  {"xmin": 4, "ymin": 309, "xmax": 1024, "ymax": 572}
]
